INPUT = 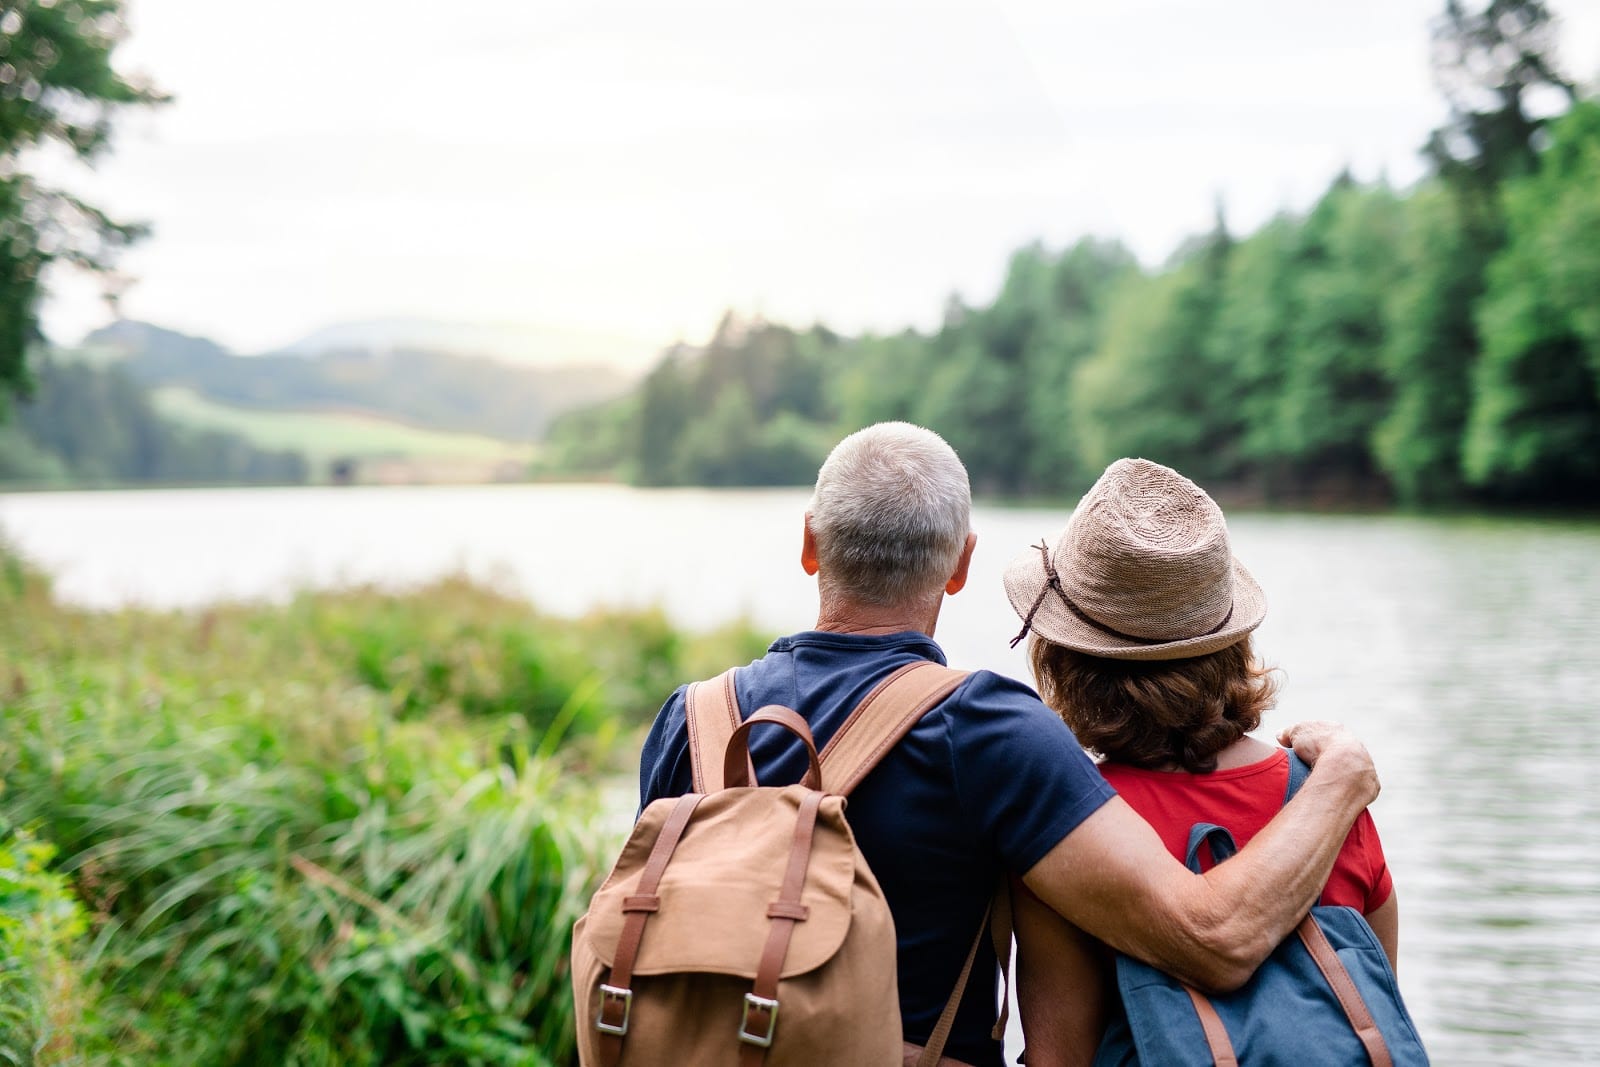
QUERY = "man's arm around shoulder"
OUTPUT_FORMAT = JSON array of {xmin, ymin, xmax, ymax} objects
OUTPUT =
[{"xmin": 1022, "ymin": 721, "xmax": 1380, "ymax": 993}]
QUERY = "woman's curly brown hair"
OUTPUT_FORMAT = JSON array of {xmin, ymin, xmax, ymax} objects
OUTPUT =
[{"xmin": 1029, "ymin": 636, "xmax": 1280, "ymax": 773}]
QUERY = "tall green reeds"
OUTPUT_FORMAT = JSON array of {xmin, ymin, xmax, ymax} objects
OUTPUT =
[{"xmin": 0, "ymin": 552, "xmax": 765, "ymax": 1064}]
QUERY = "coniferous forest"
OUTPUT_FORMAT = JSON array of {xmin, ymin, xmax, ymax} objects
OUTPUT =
[{"xmin": 542, "ymin": 5, "xmax": 1600, "ymax": 507}]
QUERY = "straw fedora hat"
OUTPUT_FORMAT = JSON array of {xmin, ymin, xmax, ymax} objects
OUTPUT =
[{"xmin": 1003, "ymin": 458, "xmax": 1265, "ymax": 661}]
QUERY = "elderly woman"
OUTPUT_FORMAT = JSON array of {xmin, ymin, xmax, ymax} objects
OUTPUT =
[{"xmin": 1002, "ymin": 458, "xmax": 1398, "ymax": 1065}]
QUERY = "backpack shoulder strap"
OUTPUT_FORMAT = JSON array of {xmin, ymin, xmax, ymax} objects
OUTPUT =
[
  {"xmin": 1279, "ymin": 747, "xmax": 1396, "ymax": 1065},
  {"xmin": 814, "ymin": 659, "xmax": 981, "ymax": 1066},
  {"xmin": 1283, "ymin": 747, "xmax": 1311, "ymax": 803},
  {"xmin": 817, "ymin": 660, "xmax": 969, "ymax": 796},
  {"xmin": 685, "ymin": 668, "xmax": 747, "ymax": 792}
]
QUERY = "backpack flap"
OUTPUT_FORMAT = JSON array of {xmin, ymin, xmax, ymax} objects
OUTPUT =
[{"xmin": 584, "ymin": 785, "xmax": 858, "ymax": 980}]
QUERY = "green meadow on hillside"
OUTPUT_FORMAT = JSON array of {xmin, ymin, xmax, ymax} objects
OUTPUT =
[{"xmin": 152, "ymin": 387, "xmax": 537, "ymax": 467}]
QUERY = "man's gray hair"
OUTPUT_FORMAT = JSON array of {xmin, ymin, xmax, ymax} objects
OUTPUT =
[{"xmin": 808, "ymin": 422, "xmax": 972, "ymax": 607}]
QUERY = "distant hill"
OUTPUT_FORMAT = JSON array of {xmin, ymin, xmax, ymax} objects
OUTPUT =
[
  {"xmin": 276, "ymin": 317, "xmax": 660, "ymax": 372},
  {"xmin": 84, "ymin": 321, "xmax": 637, "ymax": 442}
]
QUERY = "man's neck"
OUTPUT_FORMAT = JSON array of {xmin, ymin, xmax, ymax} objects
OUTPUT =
[{"xmin": 814, "ymin": 594, "xmax": 941, "ymax": 638}]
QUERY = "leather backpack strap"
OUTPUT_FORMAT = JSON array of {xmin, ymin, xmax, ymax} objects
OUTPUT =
[
  {"xmin": 915, "ymin": 900, "xmax": 991, "ymax": 1067},
  {"xmin": 816, "ymin": 660, "xmax": 968, "ymax": 795},
  {"xmin": 989, "ymin": 880, "xmax": 1013, "ymax": 1041},
  {"xmin": 597, "ymin": 793, "xmax": 705, "ymax": 1067},
  {"xmin": 1296, "ymin": 916, "xmax": 1394, "ymax": 1067},
  {"xmin": 738, "ymin": 788, "xmax": 827, "ymax": 1067},
  {"xmin": 810, "ymin": 660, "xmax": 976, "ymax": 1065},
  {"xmin": 917, "ymin": 879, "xmax": 1014, "ymax": 1066},
  {"xmin": 1281, "ymin": 754, "xmax": 1394, "ymax": 1066},
  {"xmin": 685, "ymin": 667, "xmax": 751, "ymax": 791},
  {"xmin": 1183, "ymin": 988, "xmax": 1239, "ymax": 1066}
]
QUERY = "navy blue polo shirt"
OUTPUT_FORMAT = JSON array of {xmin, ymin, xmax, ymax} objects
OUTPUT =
[{"xmin": 638, "ymin": 630, "xmax": 1114, "ymax": 1067}]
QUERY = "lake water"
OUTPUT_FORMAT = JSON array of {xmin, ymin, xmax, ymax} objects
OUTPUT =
[{"xmin": 3, "ymin": 483, "xmax": 1599, "ymax": 1064}]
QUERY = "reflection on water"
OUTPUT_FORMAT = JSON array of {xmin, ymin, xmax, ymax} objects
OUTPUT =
[{"xmin": 3, "ymin": 486, "xmax": 1598, "ymax": 1064}]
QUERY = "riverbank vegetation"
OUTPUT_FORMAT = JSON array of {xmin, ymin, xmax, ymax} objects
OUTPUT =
[{"xmin": 0, "ymin": 544, "xmax": 765, "ymax": 1064}]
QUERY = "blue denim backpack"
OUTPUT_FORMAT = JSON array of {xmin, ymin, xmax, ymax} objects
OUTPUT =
[{"xmin": 1093, "ymin": 753, "xmax": 1430, "ymax": 1066}]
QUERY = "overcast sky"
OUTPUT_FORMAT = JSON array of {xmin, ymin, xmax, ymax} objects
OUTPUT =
[{"xmin": 35, "ymin": 0, "xmax": 1600, "ymax": 359}]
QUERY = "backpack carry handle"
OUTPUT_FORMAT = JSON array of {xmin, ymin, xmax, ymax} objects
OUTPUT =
[
  {"xmin": 1183, "ymin": 750, "xmax": 1311, "ymax": 873},
  {"xmin": 724, "ymin": 706, "xmax": 824, "ymax": 790}
]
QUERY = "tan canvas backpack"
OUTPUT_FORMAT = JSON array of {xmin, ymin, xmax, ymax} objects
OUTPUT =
[{"xmin": 571, "ymin": 660, "xmax": 1008, "ymax": 1067}]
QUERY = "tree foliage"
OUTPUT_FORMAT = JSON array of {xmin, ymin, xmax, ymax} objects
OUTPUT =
[
  {"xmin": 1, "ymin": 0, "xmax": 162, "ymax": 403},
  {"xmin": 1072, "ymin": 218, "xmax": 1237, "ymax": 481},
  {"xmin": 1461, "ymin": 101, "xmax": 1600, "ymax": 500},
  {"xmin": 485, "ymin": 3, "xmax": 1600, "ymax": 510},
  {"xmin": 1269, "ymin": 179, "xmax": 1403, "ymax": 486},
  {"xmin": 1373, "ymin": 184, "xmax": 1493, "ymax": 503},
  {"xmin": 543, "ymin": 240, "xmax": 1138, "ymax": 496},
  {"xmin": 546, "ymin": 93, "xmax": 1599, "ymax": 509},
  {"xmin": 1426, "ymin": 0, "xmax": 1576, "ymax": 193},
  {"xmin": 542, "ymin": 318, "xmax": 846, "ymax": 489},
  {"xmin": 0, "ymin": 350, "xmax": 309, "ymax": 484},
  {"xmin": 926, "ymin": 239, "xmax": 1136, "ymax": 495}
]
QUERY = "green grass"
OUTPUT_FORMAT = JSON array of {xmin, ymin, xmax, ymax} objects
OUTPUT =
[
  {"xmin": 0, "ymin": 544, "xmax": 767, "ymax": 1065},
  {"xmin": 151, "ymin": 387, "xmax": 536, "ymax": 465}
]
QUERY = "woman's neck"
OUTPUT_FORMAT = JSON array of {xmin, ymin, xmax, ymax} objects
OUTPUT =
[
  {"xmin": 1130, "ymin": 735, "xmax": 1277, "ymax": 773},
  {"xmin": 1208, "ymin": 735, "xmax": 1279, "ymax": 771}
]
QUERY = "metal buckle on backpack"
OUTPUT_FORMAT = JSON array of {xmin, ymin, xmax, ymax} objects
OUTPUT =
[
  {"xmin": 738, "ymin": 993, "xmax": 779, "ymax": 1048},
  {"xmin": 596, "ymin": 984, "xmax": 632, "ymax": 1036}
]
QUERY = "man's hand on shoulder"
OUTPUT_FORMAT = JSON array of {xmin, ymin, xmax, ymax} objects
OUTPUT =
[{"xmin": 1277, "ymin": 720, "xmax": 1381, "ymax": 809}]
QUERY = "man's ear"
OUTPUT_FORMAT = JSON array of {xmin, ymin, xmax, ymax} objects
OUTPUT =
[
  {"xmin": 801, "ymin": 513, "xmax": 820, "ymax": 576},
  {"xmin": 945, "ymin": 531, "xmax": 978, "ymax": 595}
]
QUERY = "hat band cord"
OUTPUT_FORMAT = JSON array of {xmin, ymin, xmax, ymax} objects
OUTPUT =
[{"xmin": 1010, "ymin": 540, "xmax": 1235, "ymax": 650}]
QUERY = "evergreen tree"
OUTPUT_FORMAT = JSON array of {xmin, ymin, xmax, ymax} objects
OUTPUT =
[
  {"xmin": 1426, "ymin": 0, "xmax": 1576, "ymax": 194},
  {"xmin": 830, "ymin": 328, "xmax": 935, "ymax": 432},
  {"xmin": 1374, "ymin": 185, "xmax": 1492, "ymax": 504},
  {"xmin": 1462, "ymin": 103, "xmax": 1600, "ymax": 501},
  {"xmin": 1205, "ymin": 216, "xmax": 1306, "ymax": 494},
  {"xmin": 0, "ymin": 0, "xmax": 162, "ymax": 404},
  {"xmin": 677, "ymin": 382, "xmax": 761, "ymax": 486},
  {"xmin": 921, "ymin": 245, "xmax": 1053, "ymax": 494},
  {"xmin": 1390, "ymin": 0, "xmax": 1582, "ymax": 504},
  {"xmin": 1020, "ymin": 238, "xmax": 1139, "ymax": 493},
  {"xmin": 1070, "ymin": 221, "xmax": 1234, "ymax": 482},
  {"xmin": 631, "ymin": 349, "xmax": 694, "ymax": 486},
  {"xmin": 1271, "ymin": 179, "xmax": 1404, "ymax": 490}
]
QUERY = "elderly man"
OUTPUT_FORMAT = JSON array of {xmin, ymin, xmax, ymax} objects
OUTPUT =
[{"xmin": 638, "ymin": 422, "xmax": 1379, "ymax": 1067}]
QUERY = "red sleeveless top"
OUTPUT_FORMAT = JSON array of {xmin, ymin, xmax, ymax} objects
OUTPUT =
[{"xmin": 1100, "ymin": 748, "xmax": 1392, "ymax": 912}]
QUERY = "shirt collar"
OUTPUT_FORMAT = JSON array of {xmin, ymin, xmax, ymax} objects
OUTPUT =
[{"xmin": 768, "ymin": 629, "xmax": 948, "ymax": 664}]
